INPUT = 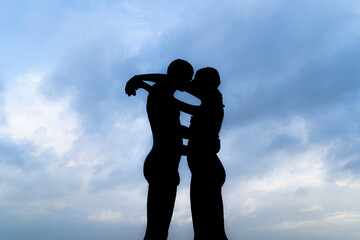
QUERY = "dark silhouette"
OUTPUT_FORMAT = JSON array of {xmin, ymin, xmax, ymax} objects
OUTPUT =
[
  {"xmin": 178, "ymin": 68, "xmax": 228, "ymax": 240},
  {"xmin": 126, "ymin": 59, "xmax": 193, "ymax": 240},
  {"xmin": 126, "ymin": 62, "xmax": 227, "ymax": 240}
]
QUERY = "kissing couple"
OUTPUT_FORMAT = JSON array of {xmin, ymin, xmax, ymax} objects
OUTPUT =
[{"xmin": 125, "ymin": 59, "xmax": 228, "ymax": 240}]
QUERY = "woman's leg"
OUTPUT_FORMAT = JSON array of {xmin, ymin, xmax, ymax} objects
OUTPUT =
[{"xmin": 189, "ymin": 155, "xmax": 227, "ymax": 240}]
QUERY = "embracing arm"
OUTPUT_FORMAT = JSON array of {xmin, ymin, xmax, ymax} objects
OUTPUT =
[
  {"xmin": 181, "ymin": 144, "xmax": 189, "ymax": 156},
  {"xmin": 173, "ymin": 98, "xmax": 200, "ymax": 115},
  {"xmin": 137, "ymin": 74, "xmax": 166, "ymax": 83},
  {"xmin": 180, "ymin": 124, "xmax": 191, "ymax": 139},
  {"xmin": 125, "ymin": 74, "xmax": 166, "ymax": 96}
]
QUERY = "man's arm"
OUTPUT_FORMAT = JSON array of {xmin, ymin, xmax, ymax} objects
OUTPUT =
[
  {"xmin": 173, "ymin": 98, "xmax": 200, "ymax": 115},
  {"xmin": 125, "ymin": 74, "xmax": 166, "ymax": 96}
]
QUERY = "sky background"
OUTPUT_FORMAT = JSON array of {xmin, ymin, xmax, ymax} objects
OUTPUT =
[{"xmin": 1, "ymin": 0, "xmax": 360, "ymax": 239}]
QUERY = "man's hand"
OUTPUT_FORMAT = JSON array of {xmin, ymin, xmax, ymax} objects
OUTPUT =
[{"xmin": 125, "ymin": 75, "xmax": 141, "ymax": 96}]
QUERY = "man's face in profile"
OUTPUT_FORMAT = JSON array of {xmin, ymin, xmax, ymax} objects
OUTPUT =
[
  {"xmin": 177, "ymin": 76, "xmax": 192, "ymax": 92},
  {"xmin": 169, "ymin": 73, "xmax": 191, "ymax": 91}
]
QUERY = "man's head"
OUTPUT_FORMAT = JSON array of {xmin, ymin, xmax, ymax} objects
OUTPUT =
[{"xmin": 167, "ymin": 59, "xmax": 194, "ymax": 91}]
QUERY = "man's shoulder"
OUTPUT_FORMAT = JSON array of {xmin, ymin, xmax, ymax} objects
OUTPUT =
[{"xmin": 149, "ymin": 82, "xmax": 170, "ymax": 96}]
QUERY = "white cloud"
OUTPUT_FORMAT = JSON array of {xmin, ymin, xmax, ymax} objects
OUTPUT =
[
  {"xmin": 324, "ymin": 211, "xmax": 360, "ymax": 224},
  {"xmin": 2, "ymin": 1, "xmax": 360, "ymax": 240},
  {"xmin": 0, "ymin": 73, "xmax": 79, "ymax": 157},
  {"xmin": 171, "ymin": 186, "xmax": 192, "ymax": 226},
  {"xmin": 275, "ymin": 211, "xmax": 360, "ymax": 230},
  {"xmin": 299, "ymin": 204, "xmax": 323, "ymax": 213},
  {"xmin": 87, "ymin": 209, "xmax": 124, "ymax": 222},
  {"xmin": 240, "ymin": 198, "xmax": 261, "ymax": 216},
  {"xmin": 335, "ymin": 179, "xmax": 360, "ymax": 190},
  {"xmin": 242, "ymin": 145, "xmax": 326, "ymax": 193}
]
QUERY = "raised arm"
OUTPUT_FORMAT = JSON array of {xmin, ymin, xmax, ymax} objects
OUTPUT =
[
  {"xmin": 138, "ymin": 74, "xmax": 167, "ymax": 83},
  {"xmin": 125, "ymin": 74, "xmax": 166, "ymax": 96}
]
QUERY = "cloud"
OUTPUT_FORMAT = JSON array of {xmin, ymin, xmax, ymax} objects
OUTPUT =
[
  {"xmin": 0, "ymin": 74, "xmax": 78, "ymax": 156},
  {"xmin": 0, "ymin": 137, "xmax": 38, "ymax": 167},
  {"xmin": 0, "ymin": 71, "xmax": 149, "ymax": 222},
  {"xmin": 299, "ymin": 204, "xmax": 323, "ymax": 213},
  {"xmin": 343, "ymin": 159, "xmax": 360, "ymax": 173},
  {"xmin": 87, "ymin": 209, "xmax": 124, "ymax": 222},
  {"xmin": 275, "ymin": 211, "xmax": 360, "ymax": 230},
  {"xmin": 2, "ymin": 0, "xmax": 360, "ymax": 240},
  {"xmin": 240, "ymin": 198, "xmax": 262, "ymax": 216}
]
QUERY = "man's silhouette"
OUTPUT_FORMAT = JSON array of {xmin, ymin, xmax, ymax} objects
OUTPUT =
[{"xmin": 125, "ymin": 59, "xmax": 193, "ymax": 240}]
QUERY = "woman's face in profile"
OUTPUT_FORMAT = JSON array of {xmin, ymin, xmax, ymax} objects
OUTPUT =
[
  {"xmin": 190, "ymin": 76, "xmax": 218, "ymax": 99},
  {"xmin": 189, "ymin": 77, "xmax": 204, "ymax": 98},
  {"xmin": 190, "ymin": 68, "xmax": 220, "ymax": 96}
]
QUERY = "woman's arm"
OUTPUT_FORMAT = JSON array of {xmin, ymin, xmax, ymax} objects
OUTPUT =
[
  {"xmin": 180, "ymin": 124, "xmax": 191, "ymax": 139},
  {"xmin": 125, "ymin": 74, "xmax": 166, "ymax": 96},
  {"xmin": 181, "ymin": 144, "xmax": 189, "ymax": 156}
]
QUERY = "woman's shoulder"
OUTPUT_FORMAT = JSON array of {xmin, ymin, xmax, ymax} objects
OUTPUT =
[{"xmin": 203, "ymin": 89, "xmax": 224, "ymax": 107}]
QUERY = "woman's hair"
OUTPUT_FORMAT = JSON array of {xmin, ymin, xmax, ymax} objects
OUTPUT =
[{"xmin": 192, "ymin": 67, "xmax": 220, "ymax": 90}]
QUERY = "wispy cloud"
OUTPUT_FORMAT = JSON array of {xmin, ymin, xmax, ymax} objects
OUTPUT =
[
  {"xmin": 299, "ymin": 204, "xmax": 323, "ymax": 213},
  {"xmin": 87, "ymin": 209, "xmax": 124, "ymax": 222}
]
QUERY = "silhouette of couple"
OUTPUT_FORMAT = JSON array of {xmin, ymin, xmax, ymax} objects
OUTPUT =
[{"xmin": 126, "ymin": 59, "xmax": 228, "ymax": 240}]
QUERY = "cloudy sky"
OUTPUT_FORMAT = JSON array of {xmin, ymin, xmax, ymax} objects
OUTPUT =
[{"xmin": 1, "ymin": 0, "xmax": 360, "ymax": 239}]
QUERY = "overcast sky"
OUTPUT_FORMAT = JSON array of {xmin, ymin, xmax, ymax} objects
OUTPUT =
[{"xmin": 1, "ymin": 0, "xmax": 360, "ymax": 239}]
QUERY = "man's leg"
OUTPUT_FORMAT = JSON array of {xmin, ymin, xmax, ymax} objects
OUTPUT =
[{"xmin": 144, "ymin": 184, "xmax": 177, "ymax": 240}]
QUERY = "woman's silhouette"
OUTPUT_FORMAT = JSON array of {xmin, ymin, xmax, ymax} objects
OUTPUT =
[{"xmin": 175, "ymin": 67, "xmax": 227, "ymax": 240}]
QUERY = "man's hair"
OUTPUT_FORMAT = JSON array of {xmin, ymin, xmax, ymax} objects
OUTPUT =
[{"xmin": 167, "ymin": 59, "xmax": 194, "ymax": 79}]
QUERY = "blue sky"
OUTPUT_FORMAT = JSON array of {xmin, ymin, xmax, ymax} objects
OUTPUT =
[{"xmin": 1, "ymin": 0, "xmax": 360, "ymax": 239}]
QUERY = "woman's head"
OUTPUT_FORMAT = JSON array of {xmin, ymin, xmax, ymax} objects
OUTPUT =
[{"xmin": 190, "ymin": 67, "xmax": 220, "ymax": 95}]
